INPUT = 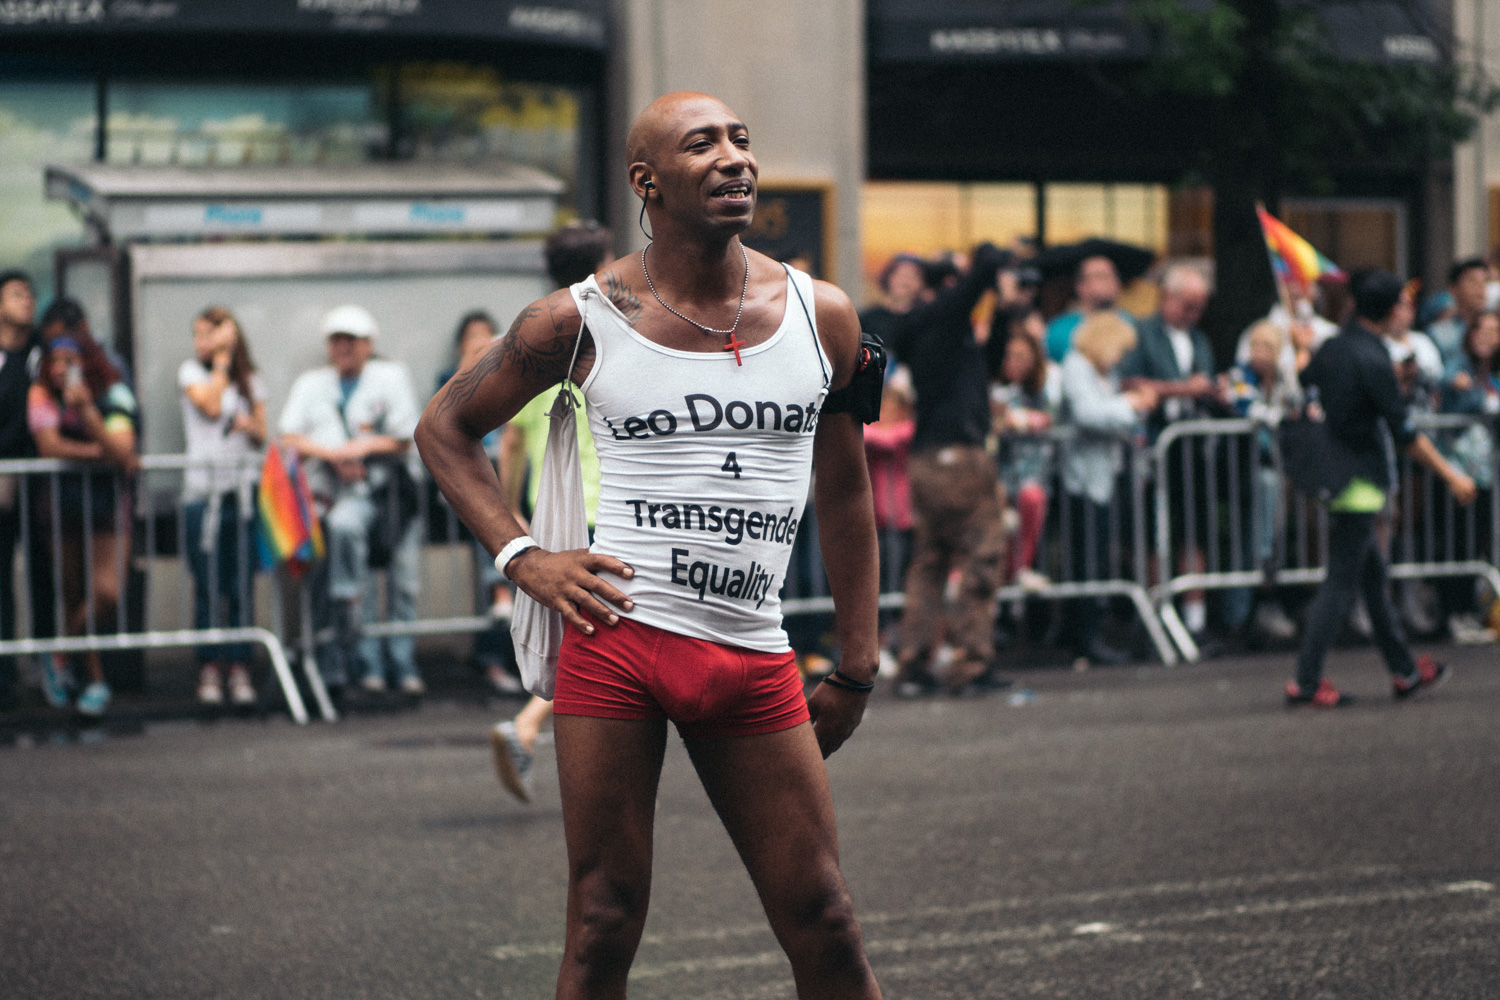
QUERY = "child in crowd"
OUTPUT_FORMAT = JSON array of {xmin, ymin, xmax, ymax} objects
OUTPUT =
[{"xmin": 991, "ymin": 323, "xmax": 1060, "ymax": 592}]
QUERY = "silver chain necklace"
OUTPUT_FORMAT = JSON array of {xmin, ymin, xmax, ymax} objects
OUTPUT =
[{"xmin": 640, "ymin": 243, "xmax": 749, "ymax": 338}]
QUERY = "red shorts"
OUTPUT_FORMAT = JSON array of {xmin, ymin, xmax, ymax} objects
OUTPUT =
[{"xmin": 553, "ymin": 616, "xmax": 810, "ymax": 739}]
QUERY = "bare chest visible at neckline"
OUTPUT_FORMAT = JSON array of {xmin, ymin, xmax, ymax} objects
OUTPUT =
[{"xmin": 604, "ymin": 273, "xmax": 792, "ymax": 354}]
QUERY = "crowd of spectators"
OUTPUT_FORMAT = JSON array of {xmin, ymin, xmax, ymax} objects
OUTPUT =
[
  {"xmin": 0, "ymin": 223, "xmax": 620, "ymax": 719},
  {"xmin": 0, "ymin": 276, "xmax": 509, "ymax": 715},
  {"xmin": 4, "ymin": 237, "xmax": 1500, "ymax": 715},
  {"xmin": 860, "ymin": 246, "xmax": 1500, "ymax": 689}
]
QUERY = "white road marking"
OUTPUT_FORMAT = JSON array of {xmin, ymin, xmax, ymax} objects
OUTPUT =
[
  {"xmin": 489, "ymin": 866, "xmax": 1487, "ymax": 976},
  {"xmin": 1072, "ymin": 922, "xmax": 1114, "ymax": 935}
]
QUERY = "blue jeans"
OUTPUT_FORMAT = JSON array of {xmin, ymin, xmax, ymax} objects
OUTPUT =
[
  {"xmin": 1221, "ymin": 465, "xmax": 1282, "ymax": 630},
  {"xmin": 322, "ymin": 492, "xmax": 420, "ymax": 685},
  {"xmin": 183, "ymin": 495, "xmax": 255, "ymax": 664}
]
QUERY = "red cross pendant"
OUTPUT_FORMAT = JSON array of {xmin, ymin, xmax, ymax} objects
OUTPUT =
[{"xmin": 723, "ymin": 333, "xmax": 747, "ymax": 366}]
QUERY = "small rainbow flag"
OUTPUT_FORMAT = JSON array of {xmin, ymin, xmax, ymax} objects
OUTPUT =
[
  {"xmin": 1256, "ymin": 203, "xmax": 1346, "ymax": 293},
  {"xmin": 257, "ymin": 445, "xmax": 325, "ymax": 577}
]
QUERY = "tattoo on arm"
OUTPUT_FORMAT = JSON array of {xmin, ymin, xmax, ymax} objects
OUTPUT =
[
  {"xmin": 428, "ymin": 302, "xmax": 596, "ymax": 424},
  {"xmin": 604, "ymin": 271, "xmax": 644, "ymax": 324}
]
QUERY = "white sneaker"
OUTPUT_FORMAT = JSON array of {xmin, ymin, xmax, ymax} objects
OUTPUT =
[
  {"xmin": 227, "ymin": 665, "xmax": 257, "ymax": 706},
  {"xmin": 399, "ymin": 675, "xmax": 427, "ymax": 696},
  {"xmin": 1014, "ymin": 568, "xmax": 1050, "ymax": 593},
  {"xmin": 1400, "ymin": 582, "xmax": 1438, "ymax": 635},
  {"xmin": 360, "ymin": 674, "xmax": 387, "ymax": 693},
  {"xmin": 1448, "ymin": 613, "xmax": 1494, "ymax": 644},
  {"xmin": 197, "ymin": 665, "xmax": 224, "ymax": 706},
  {"xmin": 1253, "ymin": 603, "xmax": 1298, "ymax": 641}
]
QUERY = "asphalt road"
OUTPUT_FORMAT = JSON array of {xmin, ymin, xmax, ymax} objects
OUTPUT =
[{"xmin": 3, "ymin": 644, "xmax": 1498, "ymax": 999}]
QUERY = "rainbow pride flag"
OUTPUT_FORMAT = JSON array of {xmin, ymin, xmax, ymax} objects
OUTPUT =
[
  {"xmin": 1256, "ymin": 203, "xmax": 1346, "ymax": 293},
  {"xmin": 257, "ymin": 445, "xmax": 325, "ymax": 577}
]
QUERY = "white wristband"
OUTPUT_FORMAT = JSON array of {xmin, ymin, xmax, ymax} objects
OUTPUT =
[{"xmin": 495, "ymin": 535, "xmax": 539, "ymax": 581}]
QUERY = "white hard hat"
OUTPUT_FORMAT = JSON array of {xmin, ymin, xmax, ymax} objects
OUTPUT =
[{"xmin": 320, "ymin": 304, "xmax": 379, "ymax": 340}]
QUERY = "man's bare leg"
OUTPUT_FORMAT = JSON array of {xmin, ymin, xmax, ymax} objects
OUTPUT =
[
  {"xmin": 554, "ymin": 715, "xmax": 668, "ymax": 999},
  {"xmin": 685, "ymin": 724, "xmax": 883, "ymax": 1000},
  {"xmin": 515, "ymin": 695, "xmax": 554, "ymax": 749}
]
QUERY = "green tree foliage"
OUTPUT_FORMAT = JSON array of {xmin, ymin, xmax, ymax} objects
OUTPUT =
[{"xmin": 1089, "ymin": 0, "xmax": 1498, "ymax": 341}]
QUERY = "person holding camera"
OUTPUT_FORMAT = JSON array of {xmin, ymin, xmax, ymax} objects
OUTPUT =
[
  {"xmin": 279, "ymin": 305, "xmax": 424, "ymax": 697},
  {"xmin": 888, "ymin": 243, "xmax": 1012, "ymax": 696}
]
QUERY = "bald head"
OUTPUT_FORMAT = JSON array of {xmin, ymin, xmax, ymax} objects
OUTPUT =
[{"xmin": 627, "ymin": 91, "xmax": 742, "ymax": 168}]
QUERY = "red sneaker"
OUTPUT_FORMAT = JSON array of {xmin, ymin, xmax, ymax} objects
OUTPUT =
[
  {"xmin": 1392, "ymin": 655, "xmax": 1449, "ymax": 700},
  {"xmin": 1285, "ymin": 678, "xmax": 1355, "ymax": 708}
]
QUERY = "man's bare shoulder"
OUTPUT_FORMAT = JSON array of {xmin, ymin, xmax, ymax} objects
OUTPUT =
[
  {"xmin": 490, "ymin": 287, "xmax": 592, "ymax": 385},
  {"xmin": 810, "ymin": 278, "xmax": 861, "ymax": 385},
  {"xmin": 593, "ymin": 255, "xmax": 647, "ymax": 325}
]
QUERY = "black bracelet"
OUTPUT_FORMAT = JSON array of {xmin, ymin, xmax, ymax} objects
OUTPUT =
[{"xmin": 822, "ymin": 667, "xmax": 875, "ymax": 693}]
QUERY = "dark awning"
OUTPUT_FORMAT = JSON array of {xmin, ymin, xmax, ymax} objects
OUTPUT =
[
  {"xmin": 0, "ymin": 0, "xmax": 607, "ymax": 49},
  {"xmin": 870, "ymin": 0, "xmax": 1443, "ymax": 66}
]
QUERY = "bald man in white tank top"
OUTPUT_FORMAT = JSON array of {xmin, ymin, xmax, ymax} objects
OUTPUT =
[{"xmin": 418, "ymin": 92, "xmax": 884, "ymax": 999}]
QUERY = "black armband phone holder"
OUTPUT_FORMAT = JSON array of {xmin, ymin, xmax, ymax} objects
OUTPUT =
[{"xmin": 822, "ymin": 333, "xmax": 887, "ymax": 424}]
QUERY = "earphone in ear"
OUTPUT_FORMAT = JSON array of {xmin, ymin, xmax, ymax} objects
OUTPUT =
[{"xmin": 638, "ymin": 180, "xmax": 654, "ymax": 240}]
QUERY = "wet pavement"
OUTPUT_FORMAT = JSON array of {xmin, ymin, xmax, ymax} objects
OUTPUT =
[{"xmin": 3, "ymin": 643, "xmax": 1498, "ymax": 999}]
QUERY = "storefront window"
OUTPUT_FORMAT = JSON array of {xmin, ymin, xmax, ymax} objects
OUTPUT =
[
  {"xmin": 392, "ymin": 63, "xmax": 581, "ymax": 211},
  {"xmin": 0, "ymin": 81, "xmax": 95, "ymax": 303},
  {"xmin": 862, "ymin": 181, "xmax": 1036, "ymax": 300},
  {"xmin": 105, "ymin": 83, "xmax": 382, "ymax": 167},
  {"xmin": 1044, "ymin": 183, "xmax": 1168, "ymax": 252}
]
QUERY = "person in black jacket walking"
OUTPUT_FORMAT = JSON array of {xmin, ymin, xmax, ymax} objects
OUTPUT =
[
  {"xmin": 1290, "ymin": 270, "xmax": 1477, "ymax": 707},
  {"xmin": 889, "ymin": 244, "xmax": 1010, "ymax": 696}
]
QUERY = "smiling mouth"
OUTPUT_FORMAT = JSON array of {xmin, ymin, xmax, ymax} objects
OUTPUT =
[{"xmin": 711, "ymin": 180, "xmax": 754, "ymax": 202}]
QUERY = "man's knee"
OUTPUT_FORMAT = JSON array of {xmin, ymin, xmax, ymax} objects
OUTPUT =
[
  {"xmin": 780, "ymin": 879, "xmax": 866, "ymax": 966},
  {"xmin": 567, "ymin": 872, "xmax": 649, "ymax": 974}
]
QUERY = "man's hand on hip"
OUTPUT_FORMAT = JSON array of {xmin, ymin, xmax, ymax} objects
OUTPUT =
[
  {"xmin": 807, "ymin": 681, "xmax": 870, "ymax": 759},
  {"xmin": 508, "ymin": 548, "xmax": 634, "ymax": 635}
]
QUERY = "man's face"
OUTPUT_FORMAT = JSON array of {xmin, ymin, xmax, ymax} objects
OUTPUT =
[
  {"xmin": 1076, "ymin": 257, "xmax": 1120, "ymax": 310},
  {"xmin": 640, "ymin": 97, "xmax": 758, "ymax": 236},
  {"xmin": 327, "ymin": 333, "xmax": 372, "ymax": 378},
  {"xmin": 1160, "ymin": 277, "xmax": 1210, "ymax": 331},
  {"xmin": 1453, "ymin": 266, "xmax": 1488, "ymax": 316},
  {"xmin": 0, "ymin": 279, "xmax": 36, "ymax": 328},
  {"xmin": 885, "ymin": 260, "xmax": 925, "ymax": 306}
]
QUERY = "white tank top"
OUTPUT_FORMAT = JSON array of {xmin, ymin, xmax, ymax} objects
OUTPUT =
[{"xmin": 571, "ymin": 265, "xmax": 831, "ymax": 653}]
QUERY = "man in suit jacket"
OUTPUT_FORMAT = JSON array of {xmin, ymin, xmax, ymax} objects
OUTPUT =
[
  {"xmin": 1119, "ymin": 263, "xmax": 1226, "ymax": 641},
  {"xmin": 1119, "ymin": 263, "xmax": 1221, "ymax": 442}
]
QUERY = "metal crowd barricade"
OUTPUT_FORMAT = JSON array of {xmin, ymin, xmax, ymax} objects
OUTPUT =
[
  {"xmin": 4, "ymin": 431, "xmax": 1196, "ymax": 723},
  {"xmin": 301, "ymin": 457, "xmax": 496, "ymax": 693},
  {"xmin": 1152, "ymin": 414, "xmax": 1500, "ymax": 662},
  {"xmin": 784, "ymin": 428, "xmax": 1180, "ymax": 666},
  {"xmin": 0, "ymin": 453, "xmax": 316, "ymax": 723}
]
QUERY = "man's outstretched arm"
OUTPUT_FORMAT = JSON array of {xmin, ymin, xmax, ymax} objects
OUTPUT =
[
  {"xmin": 415, "ymin": 289, "xmax": 633, "ymax": 635},
  {"xmin": 807, "ymin": 280, "xmax": 881, "ymax": 759}
]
